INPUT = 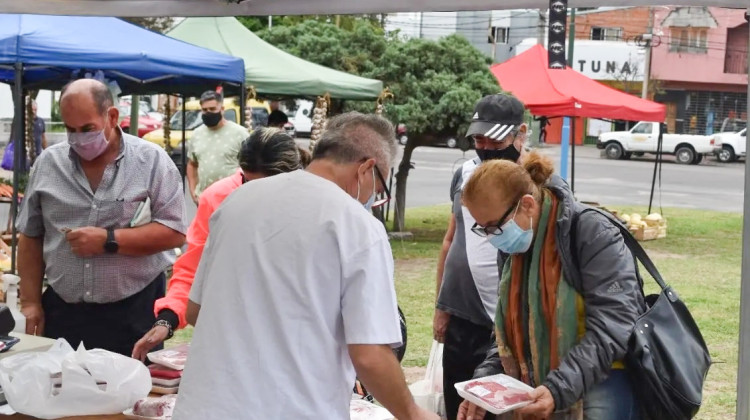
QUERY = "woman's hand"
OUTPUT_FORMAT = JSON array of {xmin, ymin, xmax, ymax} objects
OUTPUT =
[
  {"xmin": 132, "ymin": 325, "xmax": 169, "ymax": 361},
  {"xmin": 517, "ymin": 385, "xmax": 554, "ymax": 420},
  {"xmin": 457, "ymin": 400, "xmax": 486, "ymax": 420}
]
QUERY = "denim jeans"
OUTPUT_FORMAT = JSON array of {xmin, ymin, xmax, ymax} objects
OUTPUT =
[{"xmin": 583, "ymin": 370, "xmax": 640, "ymax": 420}]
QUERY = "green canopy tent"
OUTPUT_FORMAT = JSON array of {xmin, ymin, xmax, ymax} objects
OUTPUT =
[{"xmin": 168, "ymin": 17, "xmax": 383, "ymax": 100}]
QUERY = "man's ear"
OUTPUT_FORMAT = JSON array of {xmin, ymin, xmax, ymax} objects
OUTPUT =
[
  {"xmin": 108, "ymin": 107, "xmax": 119, "ymax": 126},
  {"xmin": 358, "ymin": 158, "xmax": 376, "ymax": 176}
]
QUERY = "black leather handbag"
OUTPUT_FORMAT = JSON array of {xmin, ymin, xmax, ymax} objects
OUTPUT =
[{"xmin": 588, "ymin": 208, "xmax": 711, "ymax": 420}]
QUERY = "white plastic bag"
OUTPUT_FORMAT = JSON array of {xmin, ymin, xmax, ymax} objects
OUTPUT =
[
  {"xmin": 409, "ymin": 340, "xmax": 446, "ymax": 418},
  {"xmin": 0, "ymin": 339, "xmax": 151, "ymax": 419}
]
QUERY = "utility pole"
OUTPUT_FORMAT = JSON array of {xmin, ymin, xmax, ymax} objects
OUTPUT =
[
  {"xmin": 490, "ymin": 25, "xmax": 497, "ymax": 62},
  {"xmin": 537, "ymin": 9, "xmax": 546, "ymax": 46},
  {"xmin": 268, "ymin": 16, "xmax": 272, "ymax": 29},
  {"xmin": 641, "ymin": 7, "xmax": 654, "ymax": 99},
  {"xmin": 419, "ymin": 12, "xmax": 423, "ymax": 39}
]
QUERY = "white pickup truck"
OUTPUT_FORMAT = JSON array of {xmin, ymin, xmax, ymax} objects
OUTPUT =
[
  {"xmin": 596, "ymin": 121, "xmax": 721, "ymax": 165},
  {"xmin": 713, "ymin": 128, "xmax": 746, "ymax": 163}
]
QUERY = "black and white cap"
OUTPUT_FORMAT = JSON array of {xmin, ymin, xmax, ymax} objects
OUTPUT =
[{"xmin": 465, "ymin": 93, "xmax": 525, "ymax": 141}]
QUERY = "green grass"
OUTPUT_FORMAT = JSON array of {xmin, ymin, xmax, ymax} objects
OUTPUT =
[{"xmin": 172, "ymin": 204, "xmax": 743, "ymax": 419}]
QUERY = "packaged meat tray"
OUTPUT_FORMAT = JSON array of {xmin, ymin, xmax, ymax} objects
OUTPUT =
[
  {"xmin": 350, "ymin": 399, "xmax": 394, "ymax": 420},
  {"xmin": 454, "ymin": 374, "xmax": 534, "ymax": 415},
  {"xmin": 148, "ymin": 364, "xmax": 182, "ymax": 380},
  {"xmin": 146, "ymin": 344, "xmax": 190, "ymax": 371},
  {"xmin": 124, "ymin": 394, "xmax": 177, "ymax": 419}
]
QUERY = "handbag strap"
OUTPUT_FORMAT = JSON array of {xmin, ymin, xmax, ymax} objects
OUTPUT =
[{"xmin": 578, "ymin": 207, "xmax": 668, "ymax": 291}]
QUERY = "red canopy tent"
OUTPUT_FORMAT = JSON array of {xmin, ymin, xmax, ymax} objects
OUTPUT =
[{"xmin": 490, "ymin": 44, "xmax": 666, "ymax": 122}]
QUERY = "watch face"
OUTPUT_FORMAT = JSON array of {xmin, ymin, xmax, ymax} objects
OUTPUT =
[{"xmin": 105, "ymin": 241, "xmax": 119, "ymax": 253}]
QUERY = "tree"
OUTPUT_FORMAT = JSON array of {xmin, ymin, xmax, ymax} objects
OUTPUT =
[
  {"xmin": 257, "ymin": 21, "xmax": 500, "ymax": 230},
  {"xmin": 122, "ymin": 17, "xmax": 174, "ymax": 33},
  {"xmin": 239, "ymin": 14, "xmax": 386, "ymax": 33},
  {"xmin": 370, "ymin": 35, "xmax": 500, "ymax": 231}
]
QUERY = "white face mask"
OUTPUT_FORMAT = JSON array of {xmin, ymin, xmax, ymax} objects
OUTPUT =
[{"xmin": 356, "ymin": 167, "xmax": 377, "ymax": 210}]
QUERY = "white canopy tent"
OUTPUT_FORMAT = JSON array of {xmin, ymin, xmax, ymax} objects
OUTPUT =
[{"xmin": 1, "ymin": 1, "xmax": 748, "ymax": 419}]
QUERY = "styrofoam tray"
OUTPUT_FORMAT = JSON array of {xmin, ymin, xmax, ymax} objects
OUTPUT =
[
  {"xmin": 454, "ymin": 374, "xmax": 534, "ymax": 415},
  {"xmin": 123, "ymin": 408, "xmax": 170, "ymax": 420},
  {"xmin": 152, "ymin": 376, "xmax": 180, "ymax": 387},
  {"xmin": 151, "ymin": 384, "xmax": 179, "ymax": 395}
]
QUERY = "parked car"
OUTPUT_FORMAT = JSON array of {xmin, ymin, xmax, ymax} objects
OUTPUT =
[
  {"xmin": 396, "ymin": 124, "xmax": 468, "ymax": 149},
  {"xmin": 118, "ymin": 105, "xmax": 162, "ymax": 138},
  {"xmin": 120, "ymin": 98, "xmax": 165, "ymax": 122},
  {"xmin": 596, "ymin": 121, "xmax": 721, "ymax": 165},
  {"xmin": 288, "ymin": 100, "xmax": 313, "ymax": 137},
  {"xmin": 143, "ymin": 97, "xmax": 267, "ymax": 150},
  {"xmin": 713, "ymin": 128, "xmax": 747, "ymax": 163}
]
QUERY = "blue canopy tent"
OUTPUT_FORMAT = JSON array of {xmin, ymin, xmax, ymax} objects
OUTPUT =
[
  {"xmin": 0, "ymin": 14, "xmax": 245, "ymax": 95},
  {"xmin": 0, "ymin": 14, "xmax": 246, "ymax": 272}
]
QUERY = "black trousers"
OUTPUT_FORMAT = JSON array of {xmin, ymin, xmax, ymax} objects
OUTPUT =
[
  {"xmin": 443, "ymin": 315, "xmax": 494, "ymax": 420},
  {"xmin": 43, "ymin": 273, "xmax": 166, "ymax": 357}
]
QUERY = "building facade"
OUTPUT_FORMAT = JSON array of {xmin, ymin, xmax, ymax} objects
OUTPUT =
[
  {"xmin": 385, "ymin": 10, "xmax": 541, "ymax": 64},
  {"xmin": 650, "ymin": 6, "xmax": 748, "ymax": 135}
]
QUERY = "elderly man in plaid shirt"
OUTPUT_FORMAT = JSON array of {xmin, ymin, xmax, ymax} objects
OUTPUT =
[{"xmin": 16, "ymin": 79, "xmax": 187, "ymax": 356}]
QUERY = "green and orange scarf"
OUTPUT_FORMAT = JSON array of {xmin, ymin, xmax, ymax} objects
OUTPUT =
[{"xmin": 495, "ymin": 190, "xmax": 584, "ymax": 388}]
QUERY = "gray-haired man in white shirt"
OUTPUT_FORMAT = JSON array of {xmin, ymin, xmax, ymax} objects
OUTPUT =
[{"xmin": 174, "ymin": 112, "xmax": 437, "ymax": 420}]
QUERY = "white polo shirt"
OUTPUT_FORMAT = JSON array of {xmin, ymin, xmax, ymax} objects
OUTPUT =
[{"xmin": 173, "ymin": 170, "xmax": 402, "ymax": 420}]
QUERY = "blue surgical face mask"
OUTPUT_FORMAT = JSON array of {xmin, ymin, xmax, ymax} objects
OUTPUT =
[
  {"xmin": 357, "ymin": 167, "xmax": 377, "ymax": 210},
  {"xmin": 487, "ymin": 203, "xmax": 534, "ymax": 254}
]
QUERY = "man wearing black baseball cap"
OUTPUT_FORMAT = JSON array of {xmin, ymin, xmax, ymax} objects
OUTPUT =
[{"xmin": 433, "ymin": 93, "xmax": 528, "ymax": 420}]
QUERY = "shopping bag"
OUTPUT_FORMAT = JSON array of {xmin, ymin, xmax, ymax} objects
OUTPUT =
[
  {"xmin": 1, "ymin": 142, "xmax": 14, "ymax": 171},
  {"xmin": 0, "ymin": 339, "xmax": 151, "ymax": 419},
  {"xmin": 408, "ymin": 340, "xmax": 446, "ymax": 418}
]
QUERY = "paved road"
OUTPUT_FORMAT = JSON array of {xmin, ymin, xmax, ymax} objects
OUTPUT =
[
  {"xmin": 394, "ymin": 144, "xmax": 746, "ymax": 213},
  {"xmin": 8, "ymin": 138, "xmax": 742, "ymax": 227}
]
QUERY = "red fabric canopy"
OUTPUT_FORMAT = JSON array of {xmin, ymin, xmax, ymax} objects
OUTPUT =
[{"xmin": 490, "ymin": 44, "xmax": 666, "ymax": 122}]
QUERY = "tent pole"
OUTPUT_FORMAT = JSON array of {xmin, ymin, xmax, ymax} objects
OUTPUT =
[
  {"xmin": 570, "ymin": 117, "xmax": 575, "ymax": 194},
  {"xmin": 10, "ymin": 62, "xmax": 23, "ymax": 274},
  {"xmin": 239, "ymin": 83, "xmax": 247, "ymax": 128},
  {"xmin": 239, "ymin": 82, "xmax": 247, "ymax": 127},
  {"xmin": 647, "ymin": 123, "xmax": 664, "ymax": 215},
  {"xmin": 735, "ymin": 8, "xmax": 750, "ymax": 420},
  {"xmin": 181, "ymin": 95, "xmax": 187, "ymax": 193}
]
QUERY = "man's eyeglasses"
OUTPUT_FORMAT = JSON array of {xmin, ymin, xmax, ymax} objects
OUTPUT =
[
  {"xmin": 471, "ymin": 200, "xmax": 518, "ymax": 237},
  {"xmin": 371, "ymin": 166, "xmax": 391, "ymax": 208}
]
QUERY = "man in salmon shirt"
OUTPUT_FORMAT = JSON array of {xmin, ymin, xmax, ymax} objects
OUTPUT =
[{"xmin": 132, "ymin": 128, "xmax": 304, "ymax": 360}]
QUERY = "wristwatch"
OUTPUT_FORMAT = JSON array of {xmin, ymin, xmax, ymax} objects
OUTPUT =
[{"xmin": 104, "ymin": 228, "xmax": 119, "ymax": 254}]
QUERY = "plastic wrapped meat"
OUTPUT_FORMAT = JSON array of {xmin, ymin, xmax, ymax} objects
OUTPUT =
[
  {"xmin": 132, "ymin": 395, "xmax": 177, "ymax": 418},
  {"xmin": 465, "ymin": 380, "xmax": 532, "ymax": 411},
  {"xmin": 146, "ymin": 344, "xmax": 190, "ymax": 370}
]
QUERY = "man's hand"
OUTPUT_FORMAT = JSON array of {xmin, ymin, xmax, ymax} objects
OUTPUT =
[
  {"xmin": 190, "ymin": 193, "xmax": 199, "ymax": 206},
  {"xmin": 66, "ymin": 227, "xmax": 107, "ymax": 257},
  {"xmin": 21, "ymin": 302, "xmax": 44, "ymax": 336},
  {"xmin": 433, "ymin": 309, "xmax": 450, "ymax": 343},
  {"xmin": 132, "ymin": 325, "xmax": 169, "ymax": 361},
  {"xmin": 517, "ymin": 385, "xmax": 555, "ymax": 420},
  {"xmin": 457, "ymin": 400, "xmax": 486, "ymax": 420}
]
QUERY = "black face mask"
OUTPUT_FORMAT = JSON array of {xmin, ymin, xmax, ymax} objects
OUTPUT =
[
  {"xmin": 202, "ymin": 111, "xmax": 222, "ymax": 127},
  {"xmin": 476, "ymin": 144, "xmax": 521, "ymax": 162}
]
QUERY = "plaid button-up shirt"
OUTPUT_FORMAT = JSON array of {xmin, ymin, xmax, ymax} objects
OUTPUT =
[{"xmin": 17, "ymin": 131, "xmax": 187, "ymax": 304}]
